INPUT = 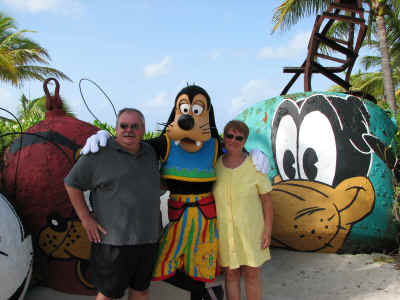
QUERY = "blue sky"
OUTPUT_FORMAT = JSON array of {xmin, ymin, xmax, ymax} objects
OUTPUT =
[{"xmin": 0, "ymin": 0, "xmax": 374, "ymax": 132}]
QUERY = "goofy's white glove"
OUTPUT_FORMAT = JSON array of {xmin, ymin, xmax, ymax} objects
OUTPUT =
[
  {"xmin": 249, "ymin": 149, "xmax": 270, "ymax": 175},
  {"xmin": 80, "ymin": 130, "xmax": 111, "ymax": 155}
]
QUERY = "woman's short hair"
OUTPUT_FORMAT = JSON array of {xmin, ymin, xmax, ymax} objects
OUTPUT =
[{"xmin": 223, "ymin": 120, "xmax": 249, "ymax": 140}]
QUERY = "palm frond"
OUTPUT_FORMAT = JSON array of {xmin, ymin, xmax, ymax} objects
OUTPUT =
[
  {"xmin": 13, "ymin": 65, "xmax": 71, "ymax": 87},
  {"xmin": 0, "ymin": 13, "xmax": 70, "ymax": 88},
  {"xmin": 272, "ymin": 0, "xmax": 331, "ymax": 33}
]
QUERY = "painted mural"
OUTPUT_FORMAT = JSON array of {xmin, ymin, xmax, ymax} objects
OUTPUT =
[
  {"xmin": 237, "ymin": 91, "xmax": 399, "ymax": 253},
  {"xmin": 2, "ymin": 78, "xmax": 97, "ymax": 295},
  {"xmin": 38, "ymin": 213, "xmax": 92, "ymax": 289},
  {"xmin": 0, "ymin": 192, "xmax": 33, "ymax": 300}
]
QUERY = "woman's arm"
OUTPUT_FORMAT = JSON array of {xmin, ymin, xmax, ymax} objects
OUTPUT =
[{"xmin": 260, "ymin": 192, "xmax": 273, "ymax": 249}]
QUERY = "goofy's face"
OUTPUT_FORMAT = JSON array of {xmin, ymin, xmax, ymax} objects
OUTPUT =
[{"xmin": 166, "ymin": 87, "xmax": 212, "ymax": 152}]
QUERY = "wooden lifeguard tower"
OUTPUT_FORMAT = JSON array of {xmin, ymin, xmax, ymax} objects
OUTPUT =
[{"xmin": 281, "ymin": 0, "xmax": 367, "ymax": 95}]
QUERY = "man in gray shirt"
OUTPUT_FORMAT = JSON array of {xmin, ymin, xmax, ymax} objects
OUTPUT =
[{"xmin": 64, "ymin": 108, "xmax": 161, "ymax": 300}]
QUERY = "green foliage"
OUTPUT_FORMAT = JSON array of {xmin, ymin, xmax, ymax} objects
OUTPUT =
[
  {"xmin": 0, "ymin": 12, "xmax": 71, "ymax": 86},
  {"xmin": 18, "ymin": 94, "xmax": 75, "ymax": 118},
  {"xmin": 393, "ymin": 112, "xmax": 400, "ymax": 156},
  {"xmin": 0, "ymin": 113, "xmax": 45, "ymax": 157},
  {"xmin": 93, "ymin": 120, "xmax": 116, "ymax": 136},
  {"xmin": 143, "ymin": 131, "xmax": 161, "ymax": 140}
]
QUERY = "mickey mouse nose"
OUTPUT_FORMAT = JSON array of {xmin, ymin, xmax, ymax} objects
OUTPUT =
[{"xmin": 178, "ymin": 115, "xmax": 194, "ymax": 131}]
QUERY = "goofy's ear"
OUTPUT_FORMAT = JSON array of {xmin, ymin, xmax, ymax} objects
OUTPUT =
[
  {"xmin": 208, "ymin": 104, "xmax": 219, "ymax": 139},
  {"xmin": 161, "ymin": 105, "xmax": 177, "ymax": 135}
]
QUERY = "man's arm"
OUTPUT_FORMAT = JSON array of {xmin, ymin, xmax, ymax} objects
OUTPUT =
[
  {"xmin": 260, "ymin": 192, "xmax": 273, "ymax": 249},
  {"xmin": 64, "ymin": 184, "xmax": 107, "ymax": 243}
]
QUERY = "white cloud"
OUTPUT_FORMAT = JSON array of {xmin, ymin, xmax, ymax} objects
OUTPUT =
[
  {"xmin": 230, "ymin": 79, "xmax": 279, "ymax": 115},
  {"xmin": 143, "ymin": 91, "xmax": 170, "ymax": 109},
  {"xmin": 231, "ymin": 96, "xmax": 247, "ymax": 114},
  {"xmin": 144, "ymin": 57, "xmax": 171, "ymax": 78},
  {"xmin": 1, "ymin": 0, "xmax": 85, "ymax": 15},
  {"xmin": 209, "ymin": 50, "xmax": 221, "ymax": 60},
  {"xmin": 0, "ymin": 87, "xmax": 19, "ymax": 119},
  {"xmin": 258, "ymin": 31, "xmax": 311, "ymax": 59}
]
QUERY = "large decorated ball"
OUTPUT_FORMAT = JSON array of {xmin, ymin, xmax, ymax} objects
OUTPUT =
[
  {"xmin": 238, "ymin": 91, "xmax": 398, "ymax": 253},
  {"xmin": 2, "ymin": 79, "xmax": 99, "ymax": 295},
  {"xmin": 0, "ymin": 192, "xmax": 33, "ymax": 300}
]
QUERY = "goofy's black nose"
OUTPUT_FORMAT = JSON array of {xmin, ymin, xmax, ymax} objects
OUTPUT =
[{"xmin": 178, "ymin": 115, "xmax": 194, "ymax": 131}]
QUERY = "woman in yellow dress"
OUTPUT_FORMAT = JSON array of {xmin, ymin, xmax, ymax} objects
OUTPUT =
[{"xmin": 213, "ymin": 120, "xmax": 273, "ymax": 300}]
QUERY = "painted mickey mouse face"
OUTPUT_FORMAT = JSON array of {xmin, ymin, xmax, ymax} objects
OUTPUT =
[
  {"xmin": 272, "ymin": 94, "xmax": 371, "ymax": 187},
  {"xmin": 0, "ymin": 193, "xmax": 33, "ymax": 300},
  {"xmin": 269, "ymin": 94, "xmax": 375, "ymax": 252},
  {"xmin": 274, "ymin": 105, "xmax": 337, "ymax": 185}
]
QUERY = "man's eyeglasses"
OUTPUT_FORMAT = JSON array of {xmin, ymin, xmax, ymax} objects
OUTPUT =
[
  {"xmin": 225, "ymin": 133, "xmax": 244, "ymax": 142},
  {"xmin": 119, "ymin": 123, "xmax": 140, "ymax": 130}
]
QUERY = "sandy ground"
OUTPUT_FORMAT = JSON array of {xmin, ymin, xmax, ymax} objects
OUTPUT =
[
  {"xmin": 24, "ymin": 193, "xmax": 400, "ymax": 299},
  {"xmin": 25, "ymin": 248, "xmax": 400, "ymax": 300}
]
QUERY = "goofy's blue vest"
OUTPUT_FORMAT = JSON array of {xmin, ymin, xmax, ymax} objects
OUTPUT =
[{"xmin": 160, "ymin": 134, "xmax": 218, "ymax": 182}]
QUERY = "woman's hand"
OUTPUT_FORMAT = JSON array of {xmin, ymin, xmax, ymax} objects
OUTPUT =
[
  {"xmin": 261, "ymin": 227, "xmax": 271, "ymax": 249},
  {"xmin": 260, "ymin": 192, "xmax": 273, "ymax": 249}
]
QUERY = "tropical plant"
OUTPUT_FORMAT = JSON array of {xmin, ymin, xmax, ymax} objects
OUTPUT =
[
  {"xmin": 0, "ymin": 12, "xmax": 71, "ymax": 87},
  {"xmin": 93, "ymin": 120, "xmax": 116, "ymax": 136},
  {"xmin": 272, "ymin": 0, "xmax": 400, "ymax": 113},
  {"xmin": 0, "ymin": 111, "xmax": 43, "ymax": 158},
  {"xmin": 16, "ymin": 94, "xmax": 74, "ymax": 119},
  {"xmin": 0, "ymin": 93, "xmax": 75, "ymax": 157},
  {"xmin": 328, "ymin": 26, "xmax": 400, "ymax": 105}
]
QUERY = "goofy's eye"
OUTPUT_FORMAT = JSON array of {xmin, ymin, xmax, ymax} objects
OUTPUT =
[
  {"xmin": 192, "ymin": 104, "xmax": 204, "ymax": 116},
  {"xmin": 180, "ymin": 103, "xmax": 190, "ymax": 114}
]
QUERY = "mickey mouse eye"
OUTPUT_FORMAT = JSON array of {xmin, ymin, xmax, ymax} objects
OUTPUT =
[
  {"xmin": 192, "ymin": 104, "xmax": 204, "ymax": 116},
  {"xmin": 275, "ymin": 115, "xmax": 298, "ymax": 181},
  {"xmin": 298, "ymin": 111, "xmax": 336, "ymax": 185},
  {"xmin": 180, "ymin": 103, "xmax": 190, "ymax": 114}
]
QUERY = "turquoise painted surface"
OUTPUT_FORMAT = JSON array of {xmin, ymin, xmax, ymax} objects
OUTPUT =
[{"xmin": 237, "ymin": 91, "xmax": 398, "ymax": 252}]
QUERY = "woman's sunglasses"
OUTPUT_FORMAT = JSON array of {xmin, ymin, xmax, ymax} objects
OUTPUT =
[{"xmin": 225, "ymin": 133, "xmax": 244, "ymax": 142}]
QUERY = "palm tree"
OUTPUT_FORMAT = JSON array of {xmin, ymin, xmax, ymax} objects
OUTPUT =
[
  {"xmin": 0, "ymin": 13, "xmax": 71, "ymax": 87},
  {"xmin": 368, "ymin": 0, "xmax": 398, "ymax": 113},
  {"xmin": 0, "ymin": 93, "xmax": 75, "ymax": 157},
  {"xmin": 328, "ymin": 16, "xmax": 400, "ymax": 105},
  {"xmin": 272, "ymin": 0, "xmax": 399, "ymax": 113},
  {"xmin": 329, "ymin": 68, "xmax": 400, "ymax": 106},
  {"xmin": 16, "ymin": 93, "xmax": 75, "ymax": 121}
]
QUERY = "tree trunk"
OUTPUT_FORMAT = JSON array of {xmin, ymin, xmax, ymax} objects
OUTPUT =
[{"xmin": 376, "ymin": 14, "xmax": 397, "ymax": 113}]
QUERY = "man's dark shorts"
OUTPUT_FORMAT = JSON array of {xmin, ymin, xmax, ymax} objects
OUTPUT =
[{"xmin": 90, "ymin": 243, "xmax": 158, "ymax": 299}]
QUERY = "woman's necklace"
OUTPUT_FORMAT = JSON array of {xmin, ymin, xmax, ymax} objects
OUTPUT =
[{"xmin": 222, "ymin": 152, "xmax": 247, "ymax": 169}]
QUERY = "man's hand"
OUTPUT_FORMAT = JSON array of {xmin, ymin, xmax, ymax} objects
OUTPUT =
[
  {"xmin": 81, "ymin": 214, "xmax": 107, "ymax": 243},
  {"xmin": 250, "ymin": 149, "xmax": 270, "ymax": 175},
  {"xmin": 80, "ymin": 130, "xmax": 111, "ymax": 155}
]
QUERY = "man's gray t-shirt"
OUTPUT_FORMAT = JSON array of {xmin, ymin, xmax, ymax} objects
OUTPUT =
[{"xmin": 65, "ymin": 138, "xmax": 161, "ymax": 246}]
